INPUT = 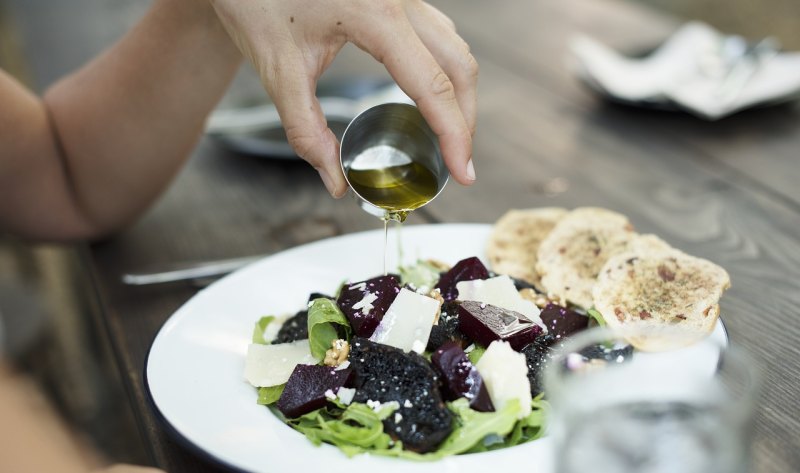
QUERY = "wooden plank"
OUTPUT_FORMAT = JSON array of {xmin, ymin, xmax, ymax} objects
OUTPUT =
[{"xmin": 431, "ymin": 0, "xmax": 800, "ymax": 210}]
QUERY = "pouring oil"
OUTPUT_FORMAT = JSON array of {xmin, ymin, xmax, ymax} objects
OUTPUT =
[{"xmin": 346, "ymin": 160, "xmax": 439, "ymax": 274}]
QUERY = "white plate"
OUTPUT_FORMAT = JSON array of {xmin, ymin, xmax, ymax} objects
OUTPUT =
[{"xmin": 146, "ymin": 223, "xmax": 728, "ymax": 472}]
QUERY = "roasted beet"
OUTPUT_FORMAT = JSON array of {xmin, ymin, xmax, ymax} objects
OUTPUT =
[
  {"xmin": 348, "ymin": 338, "xmax": 453, "ymax": 453},
  {"xmin": 539, "ymin": 303, "xmax": 589, "ymax": 340},
  {"xmin": 425, "ymin": 301, "xmax": 468, "ymax": 352},
  {"xmin": 458, "ymin": 301, "xmax": 542, "ymax": 351},
  {"xmin": 431, "ymin": 341, "xmax": 494, "ymax": 412},
  {"xmin": 276, "ymin": 364, "xmax": 353, "ymax": 418},
  {"xmin": 337, "ymin": 275, "xmax": 401, "ymax": 337},
  {"xmin": 435, "ymin": 257, "xmax": 489, "ymax": 302},
  {"xmin": 272, "ymin": 310, "xmax": 309, "ymax": 344}
]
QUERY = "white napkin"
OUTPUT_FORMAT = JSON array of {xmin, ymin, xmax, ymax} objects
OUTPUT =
[{"xmin": 571, "ymin": 22, "xmax": 800, "ymax": 120}]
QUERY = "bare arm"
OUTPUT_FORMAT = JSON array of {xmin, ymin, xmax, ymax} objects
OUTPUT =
[
  {"xmin": 0, "ymin": 0, "xmax": 241, "ymax": 241},
  {"xmin": 0, "ymin": 362, "xmax": 164, "ymax": 472}
]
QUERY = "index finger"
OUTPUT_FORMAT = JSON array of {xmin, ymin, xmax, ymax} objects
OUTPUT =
[{"xmin": 352, "ymin": 18, "xmax": 475, "ymax": 185}]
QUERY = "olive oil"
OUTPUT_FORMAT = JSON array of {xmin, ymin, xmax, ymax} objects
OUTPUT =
[
  {"xmin": 346, "ymin": 161, "xmax": 439, "ymax": 223},
  {"xmin": 347, "ymin": 160, "xmax": 438, "ymax": 274}
]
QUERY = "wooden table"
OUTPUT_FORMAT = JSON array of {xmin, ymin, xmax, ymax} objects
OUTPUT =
[{"xmin": 8, "ymin": 0, "xmax": 800, "ymax": 471}]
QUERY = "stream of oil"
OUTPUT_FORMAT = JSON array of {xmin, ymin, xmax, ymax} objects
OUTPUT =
[{"xmin": 346, "ymin": 161, "xmax": 438, "ymax": 274}]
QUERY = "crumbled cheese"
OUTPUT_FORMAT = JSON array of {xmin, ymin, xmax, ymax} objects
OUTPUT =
[
  {"xmin": 352, "ymin": 292, "xmax": 378, "ymax": 315},
  {"xmin": 394, "ymin": 413, "xmax": 403, "ymax": 423},
  {"xmin": 464, "ymin": 343, "xmax": 476, "ymax": 353},
  {"xmin": 403, "ymin": 399, "xmax": 413, "ymax": 408},
  {"xmin": 365, "ymin": 399, "xmax": 400, "ymax": 413},
  {"xmin": 324, "ymin": 389, "xmax": 336, "ymax": 400},
  {"xmin": 336, "ymin": 360, "xmax": 351, "ymax": 370},
  {"xmin": 349, "ymin": 282, "xmax": 367, "ymax": 291},
  {"xmin": 337, "ymin": 387, "xmax": 356, "ymax": 405}
]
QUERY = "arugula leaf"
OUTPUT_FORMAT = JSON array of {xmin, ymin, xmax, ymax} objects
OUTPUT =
[
  {"xmin": 586, "ymin": 308, "xmax": 607, "ymax": 327},
  {"xmin": 307, "ymin": 298, "xmax": 352, "ymax": 360},
  {"xmin": 399, "ymin": 260, "xmax": 442, "ymax": 291},
  {"xmin": 434, "ymin": 398, "xmax": 521, "ymax": 456},
  {"xmin": 257, "ymin": 384, "xmax": 285, "ymax": 405},
  {"xmin": 287, "ymin": 402, "xmax": 396, "ymax": 456},
  {"xmin": 466, "ymin": 344, "xmax": 487, "ymax": 364},
  {"xmin": 283, "ymin": 396, "xmax": 548, "ymax": 461},
  {"xmin": 251, "ymin": 316, "xmax": 276, "ymax": 344}
]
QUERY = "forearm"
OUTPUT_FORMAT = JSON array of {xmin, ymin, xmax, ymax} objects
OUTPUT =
[{"xmin": 39, "ymin": 0, "xmax": 241, "ymax": 239}]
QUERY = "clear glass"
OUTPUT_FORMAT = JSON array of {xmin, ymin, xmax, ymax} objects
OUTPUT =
[{"xmin": 544, "ymin": 326, "xmax": 760, "ymax": 473}]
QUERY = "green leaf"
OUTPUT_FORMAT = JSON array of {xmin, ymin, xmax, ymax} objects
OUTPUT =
[
  {"xmin": 466, "ymin": 344, "xmax": 486, "ymax": 364},
  {"xmin": 587, "ymin": 308, "xmax": 607, "ymax": 327},
  {"xmin": 435, "ymin": 398, "xmax": 521, "ymax": 456},
  {"xmin": 307, "ymin": 298, "xmax": 352, "ymax": 360},
  {"xmin": 287, "ymin": 402, "xmax": 396, "ymax": 456},
  {"xmin": 251, "ymin": 316, "xmax": 276, "ymax": 344},
  {"xmin": 282, "ymin": 396, "xmax": 548, "ymax": 460},
  {"xmin": 398, "ymin": 260, "xmax": 441, "ymax": 291},
  {"xmin": 257, "ymin": 384, "xmax": 285, "ymax": 405}
]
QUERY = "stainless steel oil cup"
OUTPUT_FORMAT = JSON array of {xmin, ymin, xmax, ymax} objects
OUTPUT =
[{"xmin": 340, "ymin": 103, "xmax": 449, "ymax": 219}]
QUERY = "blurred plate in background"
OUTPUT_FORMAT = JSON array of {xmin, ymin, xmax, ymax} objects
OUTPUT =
[{"xmin": 206, "ymin": 79, "xmax": 411, "ymax": 159}]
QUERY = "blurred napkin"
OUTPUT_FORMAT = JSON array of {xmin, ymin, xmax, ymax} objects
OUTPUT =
[{"xmin": 571, "ymin": 22, "xmax": 800, "ymax": 119}]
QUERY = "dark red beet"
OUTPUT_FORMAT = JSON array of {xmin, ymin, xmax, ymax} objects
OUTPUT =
[
  {"xmin": 336, "ymin": 275, "xmax": 400, "ymax": 337},
  {"xmin": 276, "ymin": 364, "xmax": 353, "ymax": 418},
  {"xmin": 435, "ymin": 257, "xmax": 489, "ymax": 302},
  {"xmin": 431, "ymin": 341, "xmax": 494, "ymax": 412},
  {"xmin": 458, "ymin": 301, "xmax": 542, "ymax": 351},
  {"xmin": 539, "ymin": 303, "xmax": 589, "ymax": 340}
]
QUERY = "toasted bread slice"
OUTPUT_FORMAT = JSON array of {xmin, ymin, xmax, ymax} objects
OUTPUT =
[
  {"xmin": 593, "ymin": 245, "xmax": 730, "ymax": 351},
  {"xmin": 486, "ymin": 208, "xmax": 568, "ymax": 287},
  {"xmin": 536, "ymin": 207, "xmax": 636, "ymax": 309}
]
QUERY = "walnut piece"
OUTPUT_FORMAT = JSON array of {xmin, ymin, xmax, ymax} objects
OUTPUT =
[
  {"xmin": 427, "ymin": 288, "xmax": 445, "ymax": 324},
  {"xmin": 324, "ymin": 339, "xmax": 350, "ymax": 367},
  {"xmin": 519, "ymin": 288, "xmax": 553, "ymax": 309}
]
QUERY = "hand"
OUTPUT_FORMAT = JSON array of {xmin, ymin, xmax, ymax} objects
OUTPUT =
[{"xmin": 209, "ymin": 0, "xmax": 478, "ymax": 197}]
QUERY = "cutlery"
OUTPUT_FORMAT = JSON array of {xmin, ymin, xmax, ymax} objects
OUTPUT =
[{"xmin": 121, "ymin": 255, "xmax": 261, "ymax": 286}]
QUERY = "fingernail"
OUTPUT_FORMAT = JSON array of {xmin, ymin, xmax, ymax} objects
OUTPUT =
[{"xmin": 465, "ymin": 158, "xmax": 476, "ymax": 182}]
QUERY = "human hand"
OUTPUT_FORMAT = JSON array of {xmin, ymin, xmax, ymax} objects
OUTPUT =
[{"xmin": 209, "ymin": 0, "xmax": 478, "ymax": 197}]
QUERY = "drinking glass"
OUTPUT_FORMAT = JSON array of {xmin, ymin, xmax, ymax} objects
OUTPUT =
[{"xmin": 544, "ymin": 326, "xmax": 760, "ymax": 473}]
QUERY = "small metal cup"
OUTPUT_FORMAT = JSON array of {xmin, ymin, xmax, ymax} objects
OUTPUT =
[{"xmin": 340, "ymin": 103, "xmax": 449, "ymax": 218}]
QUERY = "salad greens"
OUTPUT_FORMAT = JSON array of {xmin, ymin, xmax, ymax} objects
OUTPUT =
[
  {"xmin": 285, "ymin": 396, "xmax": 548, "ymax": 460},
  {"xmin": 586, "ymin": 308, "xmax": 607, "ymax": 327},
  {"xmin": 399, "ymin": 259, "xmax": 442, "ymax": 291},
  {"xmin": 247, "ymin": 255, "xmax": 569, "ymax": 461},
  {"xmin": 307, "ymin": 298, "xmax": 351, "ymax": 360},
  {"xmin": 466, "ymin": 344, "xmax": 487, "ymax": 365},
  {"xmin": 251, "ymin": 316, "xmax": 276, "ymax": 344},
  {"xmin": 257, "ymin": 384, "xmax": 285, "ymax": 405}
]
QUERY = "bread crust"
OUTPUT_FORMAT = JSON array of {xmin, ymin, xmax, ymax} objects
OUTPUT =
[{"xmin": 486, "ymin": 208, "xmax": 567, "ymax": 288}]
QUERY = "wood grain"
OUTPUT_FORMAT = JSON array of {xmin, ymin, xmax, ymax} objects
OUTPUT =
[{"xmin": 432, "ymin": 0, "xmax": 800, "ymax": 210}]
